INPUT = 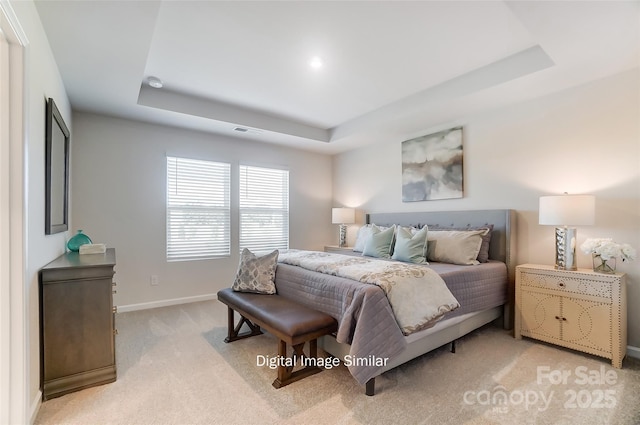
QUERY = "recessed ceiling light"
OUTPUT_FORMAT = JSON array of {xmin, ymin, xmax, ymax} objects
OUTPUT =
[
  {"xmin": 147, "ymin": 76, "xmax": 163, "ymax": 88},
  {"xmin": 309, "ymin": 56, "xmax": 323, "ymax": 70}
]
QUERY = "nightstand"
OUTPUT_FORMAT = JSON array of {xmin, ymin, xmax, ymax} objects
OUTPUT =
[
  {"xmin": 324, "ymin": 245, "xmax": 355, "ymax": 254},
  {"xmin": 515, "ymin": 264, "xmax": 627, "ymax": 368}
]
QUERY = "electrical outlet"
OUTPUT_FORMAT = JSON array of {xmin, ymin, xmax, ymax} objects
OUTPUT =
[{"xmin": 150, "ymin": 275, "xmax": 159, "ymax": 286}]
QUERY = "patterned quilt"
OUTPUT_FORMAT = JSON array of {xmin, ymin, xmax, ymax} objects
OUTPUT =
[{"xmin": 278, "ymin": 250, "xmax": 460, "ymax": 335}]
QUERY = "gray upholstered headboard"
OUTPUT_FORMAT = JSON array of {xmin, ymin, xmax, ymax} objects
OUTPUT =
[
  {"xmin": 366, "ymin": 209, "xmax": 517, "ymax": 329},
  {"xmin": 366, "ymin": 209, "xmax": 517, "ymax": 283}
]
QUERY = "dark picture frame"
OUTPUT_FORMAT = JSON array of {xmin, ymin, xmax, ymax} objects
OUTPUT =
[{"xmin": 45, "ymin": 97, "xmax": 70, "ymax": 235}]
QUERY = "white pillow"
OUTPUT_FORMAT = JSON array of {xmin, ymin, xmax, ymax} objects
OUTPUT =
[
  {"xmin": 397, "ymin": 225, "xmax": 420, "ymax": 236},
  {"xmin": 353, "ymin": 225, "xmax": 372, "ymax": 252},
  {"xmin": 427, "ymin": 229, "xmax": 489, "ymax": 265}
]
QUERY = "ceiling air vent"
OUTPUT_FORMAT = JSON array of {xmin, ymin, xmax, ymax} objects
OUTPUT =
[{"xmin": 233, "ymin": 126, "xmax": 264, "ymax": 135}]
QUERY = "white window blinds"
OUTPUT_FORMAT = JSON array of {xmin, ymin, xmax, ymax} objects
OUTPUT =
[
  {"xmin": 239, "ymin": 165, "xmax": 289, "ymax": 253},
  {"xmin": 167, "ymin": 156, "xmax": 230, "ymax": 261}
]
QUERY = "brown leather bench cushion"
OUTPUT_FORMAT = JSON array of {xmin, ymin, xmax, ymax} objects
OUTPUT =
[{"xmin": 217, "ymin": 288, "xmax": 337, "ymax": 343}]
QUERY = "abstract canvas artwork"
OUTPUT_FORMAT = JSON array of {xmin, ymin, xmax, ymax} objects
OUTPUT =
[{"xmin": 401, "ymin": 127, "xmax": 463, "ymax": 202}]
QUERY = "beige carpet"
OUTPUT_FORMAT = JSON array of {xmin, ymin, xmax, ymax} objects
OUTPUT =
[{"xmin": 35, "ymin": 300, "xmax": 640, "ymax": 425}]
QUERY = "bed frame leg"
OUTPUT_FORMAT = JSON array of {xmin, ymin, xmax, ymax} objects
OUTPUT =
[
  {"xmin": 365, "ymin": 378, "xmax": 375, "ymax": 396},
  {"xmin": 451, "ymin": 340, "xmax": 456, "ymax": 353}
]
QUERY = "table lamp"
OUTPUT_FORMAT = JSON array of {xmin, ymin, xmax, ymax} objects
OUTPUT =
[
  {"xmin": 331, "ymin": 208, "xmax": 355, "ymax": 248},
  {"xmin": 539, "ymin": 193, "xmax": 595, "ymax": 270}
]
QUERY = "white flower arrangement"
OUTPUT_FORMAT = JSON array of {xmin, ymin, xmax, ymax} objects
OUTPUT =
[{"xmin": 580, "ymin": 238, "xmax": 637, "ymax": 262}]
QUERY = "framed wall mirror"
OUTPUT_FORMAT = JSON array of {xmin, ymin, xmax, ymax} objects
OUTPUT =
[{"xmin": 45, "ymin": 97, "xmax": 70, "ymax": 235}]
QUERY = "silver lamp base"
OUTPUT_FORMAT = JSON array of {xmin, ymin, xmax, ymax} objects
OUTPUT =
[
  {"xmin": 554, "ymin": 227, "xmax": 577, "ymax": 270},
  {"xmin": 338, "ymin": 224, "xmax": 347, "ymax": 248}
]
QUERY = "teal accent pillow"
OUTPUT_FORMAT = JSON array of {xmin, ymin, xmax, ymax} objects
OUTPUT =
[
  {"xmin": 392, "ymin": 226, "xmax": 428, "ymax": 264},
  {"xmin": 362, "ymin": 225, "xmax": 395, "ymax": 259}
]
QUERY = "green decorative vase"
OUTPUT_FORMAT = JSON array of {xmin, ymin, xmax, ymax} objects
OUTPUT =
[{"xmin": 67, "ymin": 230, "xmax": 92, "ymax": 252}]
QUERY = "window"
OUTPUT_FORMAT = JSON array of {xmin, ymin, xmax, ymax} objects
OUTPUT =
[
  {"xmin": 166, "ymin": 156, "xmax": 230, "ymax": 261},
  {"xmin": 239, "ymin": 165, "xmax": 289, "ymax": 253}
]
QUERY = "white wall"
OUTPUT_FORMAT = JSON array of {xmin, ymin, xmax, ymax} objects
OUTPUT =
[
  {"xmin": 333, "ymin": 69, "xmax": 640, "ymax": 347},
  {"xmin": 9, "ymin": 0, "xmax": 73, "ymax": 421},
  {"xmin": 71, "ymin": 113, "xmax": 334, "ymax": 309}
]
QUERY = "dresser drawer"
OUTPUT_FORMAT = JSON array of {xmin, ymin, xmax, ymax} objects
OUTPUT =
[{"xmin": 40, "ymin": 248, "xmax": 117, "ymax": 400}]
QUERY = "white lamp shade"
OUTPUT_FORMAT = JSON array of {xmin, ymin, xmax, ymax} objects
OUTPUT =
[
  {"xmin": 539, "ymin": 195, "xmax": 595, "ymax": 226},
  {"xmin": 332, "ymin": 207, "xmax": 355, "ymax": 224}
]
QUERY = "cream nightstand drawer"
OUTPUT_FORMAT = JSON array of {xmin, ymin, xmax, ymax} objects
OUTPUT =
[
  {"xmin": 515, "ymin": 264, "xmax": 627, "ymax": 368},
  {"xmin": 517, "ymin": 265, "xmax": 615, "ymax": 300}
]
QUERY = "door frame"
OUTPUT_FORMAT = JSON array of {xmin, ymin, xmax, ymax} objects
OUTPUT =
[{"xmin": 0, "ymin": 1, "xmax": 28, "ymax": 423}]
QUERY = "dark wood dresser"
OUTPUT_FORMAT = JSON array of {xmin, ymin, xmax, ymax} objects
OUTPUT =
[{"xmin": 39, "ymin": 248, "xmax": 117, "ymax": 400}]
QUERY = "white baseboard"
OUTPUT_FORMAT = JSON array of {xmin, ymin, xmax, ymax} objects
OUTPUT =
[
  {"xmin": 29, "ymin": 390, "xmax": 41, "ymax": 425},
  {"xmin": 627, "ymin": 345, "xmax": 640, "ymax": 360},
  {"xmin": 117, "ymin": 293, "xmax": 218, "ymax": 313}
]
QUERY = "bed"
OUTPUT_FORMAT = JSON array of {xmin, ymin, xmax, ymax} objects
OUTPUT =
[{"xmin": 274, "ymin": 209, "xmax": 516, "ymax": 395}]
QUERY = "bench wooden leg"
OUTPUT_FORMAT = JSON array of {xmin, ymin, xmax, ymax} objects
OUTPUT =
[
  {"xmin": 309, "ymin": 338, "xmax": 318, "ymax": 359},
  {"xmin": 272, "ymin": 339, "xmax": 323, "ymax": 389},
  {"xmin": 275, "ymin": 339, "xmax": 291, "ymax": 385},
  {"xmin": 224, "ymin": 307, "xmax": 263, "ymax": 343}
]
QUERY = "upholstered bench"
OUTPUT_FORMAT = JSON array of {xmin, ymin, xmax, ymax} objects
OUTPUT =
[{"xmin": 217, "ymin": 288, "xmax": 338, "ymax": 388}]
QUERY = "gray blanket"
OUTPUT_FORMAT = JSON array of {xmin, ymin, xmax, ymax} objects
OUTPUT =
[
  {"xmin": 274, "ymin": 259, "xmax": 508, "ymax": 385},
  {"xmin": 278, "ymin": 250, "xmax": 459, "ymax": 335},
  {"xmin": 275, "ymin": 263, "xmax": 406, "ymax": 385}
]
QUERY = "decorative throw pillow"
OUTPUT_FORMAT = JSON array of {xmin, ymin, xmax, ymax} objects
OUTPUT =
[
  {"xmin": 362, "ymin": 225, "xmax": 396, "ymax": 259},
  {"xmin": 353, "ymin": 224, "xmax": 374, "ymax": 252},
  {"xmin": 427, "ymin": 229, "xmax": 489, "ymax": 265},
  {"xmin": 353, "ymin": 224, "xmax": 390, "ymax": 253},
  {"xmin": 232, "ymin": 249, "xmax": 279, "ymax": 294},
  {"xmin": 392, "ymin": 226, "xmax": 428, "ymax": 264},
  {"xmin": 473, "ymin": 225, "xmax": 493, "ymax": 263},
  {"xmin": 427, "ymin": 224, "xmax": 493, "ymax": 263},
  {"xmin": 398, "ymin": 225, "xmax": 420, "ymax": 236}
]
